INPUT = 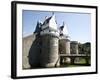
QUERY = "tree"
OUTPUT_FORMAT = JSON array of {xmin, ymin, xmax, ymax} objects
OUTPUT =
[{"xmin": 78, "ymin": 42, "xmax": 91, "ymax": 55}]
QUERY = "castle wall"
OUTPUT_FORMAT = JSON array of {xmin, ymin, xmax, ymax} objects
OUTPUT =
[
  {"xmin": 22, "ymin": 34, "xmax": 41, "ymax": 69},
  {"xmin": 22, "ymin": 35, "xmax": 34, "ymax": 69}
]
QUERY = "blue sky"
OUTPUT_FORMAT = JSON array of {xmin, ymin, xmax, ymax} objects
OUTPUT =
[{"xmin": 22, "ymin": 10, "xmax": 91, "ymax": 43}]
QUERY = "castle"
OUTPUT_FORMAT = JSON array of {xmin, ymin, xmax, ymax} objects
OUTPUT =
[{"xmin": 22, "ymin": 13, "xmax": 79, "ymax": 69}]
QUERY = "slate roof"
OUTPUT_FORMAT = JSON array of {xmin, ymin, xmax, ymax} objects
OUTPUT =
[
  {"xmin": 59, "ymin": 22, "xmax": 69, "ymax": 36},
  {"xmin": 42, "ymin": 17, "xmax": 52, "ymax": 25},
  {"xmin": 60, "ymin": 26, "xmax": 64, "ymax": 30},
  {"xmin": 34, "ymin": 22, "xmax": 42, "ymax": 33}
]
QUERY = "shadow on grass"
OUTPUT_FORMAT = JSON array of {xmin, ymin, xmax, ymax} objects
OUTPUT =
[
  {"xmin": 60, "ymin": 63, "xmax": 91, "ymax": 67},
  {"xmin": 23, "ymin": 63, "xmax": 91, "ymax": 70}
]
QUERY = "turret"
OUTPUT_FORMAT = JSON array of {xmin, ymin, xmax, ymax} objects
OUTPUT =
[
  {"xmin": 59, "ymin": 22, "xmax": 71, "ymax": 64},
  {"xmin": 40, "ymin": 13, "xmax": 60, "ymax": 67},
  {"xmin": 70, "ymin": 41, "xmax": 79, "ymax": 63},
  {"xmin": 70, "ymin": 41, "xmax": 79, "ymax": 54},
  {"xmin": 28, "ymin": 21, "xmax": 42, "ymax": 68}
]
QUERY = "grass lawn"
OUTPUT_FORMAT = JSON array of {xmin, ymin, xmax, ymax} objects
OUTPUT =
[{"xmin": 60, "ymin": 58, "xmax": 90, "ymax": 67}]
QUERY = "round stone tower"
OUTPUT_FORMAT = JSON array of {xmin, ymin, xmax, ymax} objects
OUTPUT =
[
  {"xmin": 28, "ymin": 21, "xmax": 42, "ymax": 68},
  {"xmin": 40, "ymin": 14, "xmax": 60, "ymax": 67},
  {"xmin": 70, "ymin": 41, "xmax": 79, "ymax": 54},
  {"xmin": 70, "ymin": 41, "xmax": 79, "ymax": 63},
  {"xmin": 59, "ymin": 22, "xmax": 71, "ymax": 64}
]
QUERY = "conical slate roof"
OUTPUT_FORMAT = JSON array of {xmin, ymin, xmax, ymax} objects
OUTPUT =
[
  {"xmin": 60, "ymin": 22, "xmax": 69, "ymax": 36},
  {"xmin": 42, "ymin": 17, "xmax": 52, "ymax": 25},
  {"xmin": 41, "ymin": 13, "xmax": 58, "ymax": 31},
  {"xmin": 34, "ymin": 21, "xmax": 42, "ymax": 33},
  {"xmin": 42, "ymin": 12, "xmax": 55, "ymax": 25}
]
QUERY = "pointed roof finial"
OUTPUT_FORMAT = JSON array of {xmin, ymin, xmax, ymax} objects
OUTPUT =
[
  {"xmin": 52, "ymin": 12, "xmax": 54, "ymax": 15},
  {"xmin": 61, "ymin": 21, "xmax": 69, "ymax": 36},
  {"xmin": 63, "ymin": 21, "xmax": 65, "ymax": 26}
]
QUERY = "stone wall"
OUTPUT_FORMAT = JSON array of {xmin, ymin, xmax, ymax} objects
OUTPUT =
[
  {"xmin": 22, "ymin": 34, "xmax": 34, "ymax": 69},
  {"xmin": 59, "ymin": 38, "xmax": 70, "ymax": 63},
  {"xmin": 22, "ymin": 34, "xmax": 41, "ymax": 69},
  {"xmin": 22, "ymin": 34, "xmax": 59, "ymax": 69},
  {"xmin": 22, "ymin": 34, "xmax": 79, "ymax": 69},
  {"xmin": 40, "ymin": 34, "xmax": 59, "ymax": 67},
  {"xmin": 70, "ymin": 41, "xmax": 78, "ymax": 54}
]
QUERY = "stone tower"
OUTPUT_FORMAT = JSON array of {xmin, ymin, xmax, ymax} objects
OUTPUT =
[
  {"xmin": 70, "ymin": 41, "xmax": 79, "ymax": 54},
  {"xmin": 59, "ymin": 22, "xmax": 71, "ymax": 63},
  {"xmin": 40, "ymin": 14, "xmax": 59, "ymax": 67},
  {"xmin": 70, "ymin": 41, "xmax": 79, "ymax": 63},
  {"xmin": 28, "ymin": 21, "xmax": 42, "ymax": 68}
]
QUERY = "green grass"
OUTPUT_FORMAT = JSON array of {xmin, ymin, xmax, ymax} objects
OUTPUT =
[{"xmin": 60, "ymin": 58, "xmax": 91, "ymax": 67}]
